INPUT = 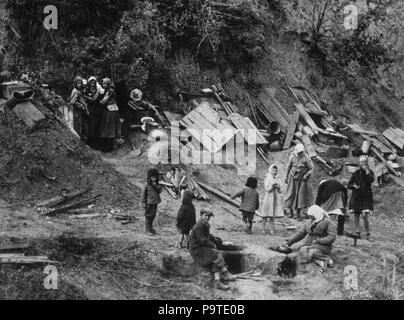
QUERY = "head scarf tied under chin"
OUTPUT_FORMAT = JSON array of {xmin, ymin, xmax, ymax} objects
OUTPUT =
[
  {"xmin": 359, "ymin": 155, "xmax": 368, "ymax": 163},
  {"xmin": 307, "ymin": 205, "xmax": 329, "ymax": 223},
  {"xmin": 294, "ymin": 143, "xmax": 305, "ymax": 156},
  {"xmin": 268, "ymin": 164, "xmax": 278, "ymax": 175}
]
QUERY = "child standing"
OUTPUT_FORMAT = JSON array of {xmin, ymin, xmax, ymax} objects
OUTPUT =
[
  {"xmin": 176, "ymin": 190, "xmax": 196, "ymax": 248},
  {"xmin": 348, "ymin": 156, "xmax": 375, "ymax": 242},
  {"xmin": 142, "ymin": 168, "xmax": 162, "ymax": 236},
  {"xmin": 231, "ymin": 177, "xmax": 260, "ymax": 234},
  {"xmin": 262, "ymin": 164, "xmax": 284, "ymax": 234}
]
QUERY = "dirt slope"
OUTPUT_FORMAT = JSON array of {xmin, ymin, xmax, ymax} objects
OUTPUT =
[{"xmin": 1, "ymin": 132, "xmax": 403, "ymax": 300}]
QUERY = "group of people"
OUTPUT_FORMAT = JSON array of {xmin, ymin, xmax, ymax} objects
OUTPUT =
[
  {"xmin": 140, "ymin": 143, "xmax": 376, "ymax": 290},
  {"xmin": 70, "ymin": 76, "xmax": 121, "ymax": 152}
]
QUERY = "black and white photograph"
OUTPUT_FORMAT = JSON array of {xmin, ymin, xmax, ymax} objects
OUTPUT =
[{"xmin": 0, "ymin": 0, "xmax": 403, "ymax": 305}]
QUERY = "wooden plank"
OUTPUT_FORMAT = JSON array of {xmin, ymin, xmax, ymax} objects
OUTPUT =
[
  {"xmin": 196, "ymin": 181, "xmax": 263, "ymax": 217},
  {"xmin": 180, "ymin": 114, "xmax": 219, "ymax": 151},
  {"xmin": 294, "ymin": 103, "xmax": 319, "ymax": 132},
  {"xmin": 258, "ymin": 91, "xmax": 290, "ymax": 128},
  {"xmin": 383, "ymin": 129, "xmax": 404, "ymax": 150},
  {"xmin": 44, "ymin": 195, "xmax": 101, "ymax": 216},
  {"xmin": 393, "ymin": 128, "xmax": 404, "ymax": 139},
  {"xmin": 0, "ymin": 253, "xmax": 25, "ymax": 258},
  {"xmin": 0, "ymin": 243, "xmax": 30, "ymax": 252},
  {"xmin": 163, "ymin": 111, "xmax": 183, "ymax": 125},
  {"xmin": 348, "ymin": 124, "xmax": 378, "ymax": 136},
  {"xmin": 265, "ymin": 88, "xmax": 291, "ymax": 123},
  {"xmin": 0, "ymin": 256, "xmax": 57, "ymax": 264},
  {"xmin": 364, "ymin": 134, "xmax": 396, "ymax": 155},
  {"xmin": 73, "ymin": 213, "xmax": 102, "ymax": 219},
  {"xmin": 180, "ymin": 105, "xmax": 238, "ymax": 153},
  {"xmin": 228, "ymin": 113, "xmax": 268, "ymax": 145},
  {"xmin": 301, "ymin": 134, "xmax": 317, "ymax": 158},
  {"xmin": 370, "ymin": 147, "xmax": 400, "ymax": 177},
  {"xmin": 37, "ymin": 188, "xmax": 90, "ymax": 208},
  {"xmin": 283, "ymin": 111, "xmax": 300, "ymax": 149}
]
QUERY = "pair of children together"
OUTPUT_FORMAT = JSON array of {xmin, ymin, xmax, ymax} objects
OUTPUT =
[
  {"xmin": 143, "ymin": 166, "xmax": 284, "ymax": 243},
  {"xmin": 142, "ymin": 168, "xmax": 196, "ymax": 244}
]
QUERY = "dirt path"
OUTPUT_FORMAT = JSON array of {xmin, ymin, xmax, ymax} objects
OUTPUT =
[{"xmin": 1, "ymin": 139, "xmax": 403, "ymax": 300}]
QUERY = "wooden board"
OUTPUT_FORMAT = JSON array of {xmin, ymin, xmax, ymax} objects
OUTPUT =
[
  {"xmin": 0, "ymin": 243, "xmax": 30, "ymax": 252},
  {"xmin": 393, "ymin": 128, "xmax": 404, "ymax": 139},
  {"xmin": 258, "ymin": 91, "xmax": 290, "ymax": 129},
  {"xmin": 283, "ymin": 111, "xmax": 300, "ymax": 150},
  {"xmin": 348, "ymin": 124, "xmax": 378, "ymax": 136},
  {"xmin": 301, "ymin": 134, "xmax": 317, "ymax": 158},
  {"xmin": 294, "ymin": 103, "xmax": 319, "ymax": 132},
  {"xmin": 180, "ymin": 104, "xmax": 238, "ymax": 153},
  {"xmin": 228, "ymin": 113, "xmax": 268, "ymax": 145},
  {"xmin": 0, "ymin": 255, "xmax": 56, "ymax": 264},
  {"xmin": 163, "ymin": 111, "xmax": 183, "ymax": 125},
  {"xmin": 383, "ymin": 128, "xmax": 404, "ymax": 150},
  {"xmin": 265, "ymin": 88, "xmax": 291, "ymax": 123}
]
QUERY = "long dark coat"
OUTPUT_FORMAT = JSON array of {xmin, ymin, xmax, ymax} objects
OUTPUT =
[
  {"xmin": 189, "ymin": 219, "xmax": 222, "ymax": 267},
  {"xmin": 99, "ymin": 86, "xmax": 120, "ymax": 139},
  {"xmin": 176, "ymin": 191, "xmax": 196, "ymax": 234},
  {"xmin": 348, "ymin": 168, "xmax": 374, "ymax": 211}
]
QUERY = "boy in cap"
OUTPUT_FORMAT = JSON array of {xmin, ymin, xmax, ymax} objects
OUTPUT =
[{"xmin": 189, "ymin": 208, "xmax": 236, "ymax": 290}]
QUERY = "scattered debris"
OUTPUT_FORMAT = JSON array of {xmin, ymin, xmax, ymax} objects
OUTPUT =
[
  {"xmin": 42, "ymin": 195, "xmax": 101, "ymax": 216},
  {"xmin": 37, "ymin": 188, "xmax": 90, "ymax": 208},
  {"xmin": 162, "ymin": 167, "xmax": 210, "ymax": 201}
]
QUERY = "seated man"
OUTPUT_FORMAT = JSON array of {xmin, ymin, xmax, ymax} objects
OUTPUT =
[
  {"xmin": 189, "ymin": 208, "xmax": 236, "ymax": 290},
  {"xmin": 284, "ymin": 205, "xmax": 336, "ymax": 269},
  {"xmin": 315, "ymin": 179, "xmax": 348, "ymax": 236}
]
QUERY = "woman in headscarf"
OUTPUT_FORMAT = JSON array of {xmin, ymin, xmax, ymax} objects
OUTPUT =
[
  {"xmin": 347, "ymin": 156, "xmax": 375, "ymax": 242},
  {"xmin": 85, "ymin": 76, "xmax": 102, "ymax": 149},
  {"xmin": 70, "ymin": 76, "xmax": 89, "ymax": 140},
  {"xmin": 261, "ymin": 164, "xmax": 284, "ymax": 234},
  {"xmin": 284, "ymin": 143, "xmax": 314, "ymax": 221},
  {"xmin": 315, "ymin": 178, "xmax": 348, "ymax": 236},
  {"xmin": 284, "ymin": 205, "xmax": 336, "ymax": 268},
  {"xmin": 99, "ymin": 78, "xmax": 120, "ymax": 153}
]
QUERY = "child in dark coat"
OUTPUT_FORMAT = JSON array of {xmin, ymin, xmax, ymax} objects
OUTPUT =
[
  {"xmin": 347, "ymin": 156, "xmax": 375, "ymax": 241},
  {"xmin": 142, "ymin": 168, "xmax": 162, "ymax": 236},
  {"xmin": 231, "ymin": 177, "xmax": 260, "ymax": 234},
  {"xmin": 176, "ymin": 190, "xmax": 196, "ymax": 248}
]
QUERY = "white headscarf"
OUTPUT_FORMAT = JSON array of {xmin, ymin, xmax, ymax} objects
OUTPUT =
[
  {"xmin": 359, "ymin": 155, "xmax": 368, "ymax": 163},
  {"xmin": 294, "ymin": 143, "xmax": 305, "ymax": 156},
  {"xmin": 307, "ymin": 205, "xmax": 329, "ymax": 223},
  {"xmin": 88, "ymin": 76, "xmax": 104, "ymax": 95}
]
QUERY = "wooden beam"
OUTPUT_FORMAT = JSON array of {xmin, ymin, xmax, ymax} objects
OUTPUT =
[
  {"xmin": 196, "ymin": 181, "xmax": 263, "ymax": 217},
  {"xmin": 258, "ymin": 91, "xmax": 290, "ymax": 129},
  {"xmin": 283, "ymin": 111, "xmax": 300, "ymax": 150},
  {"xmin": 294, "ymin": 103, "xmax": 319, "ymax": 132},
  {"xmin": 383, "ymin": 128, "xmax": 404, "ymax": 150},
  {"xmin": 0, "ymin": 256, "xmax": 57, "ymax": 264},
  {"xmin": 37, "ymin": 188, "xmax": 90, "ymax": 208}
]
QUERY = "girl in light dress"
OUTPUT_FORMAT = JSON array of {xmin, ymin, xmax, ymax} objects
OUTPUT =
[{"xmin": 262, "ymin": 164, "xmax": 284, "ymax": 234}]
